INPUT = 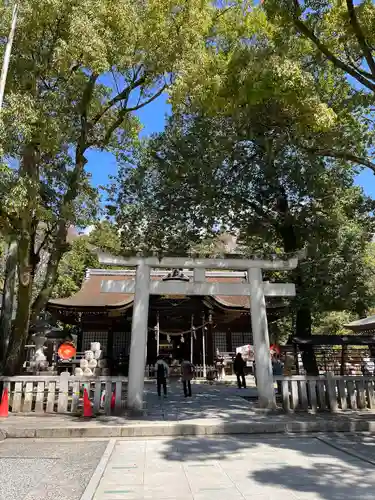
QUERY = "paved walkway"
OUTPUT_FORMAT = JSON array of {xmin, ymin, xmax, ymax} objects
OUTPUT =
[
  {"xmin": 88, "ymin": 434, "xmax": 375, "ymax": 500},
  {"xmin": 3, "ymin": 434, "xmax": 375, "ymax": 500},
  {"xmin": 4, "ymin": 382, "xmax": 375, "ymax": 499},
  {"xmin": 142, "ymin": 380, "xmax": 258, "ymax": 422}
]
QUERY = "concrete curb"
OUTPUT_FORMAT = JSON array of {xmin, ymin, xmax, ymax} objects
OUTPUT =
[
  {"xmin": 80, "ymin": 438, "xmax": 116, "ymax": 500},
  {"xmin": 3, "ymin": 418, "xmax": 375, "ymax": 439}
]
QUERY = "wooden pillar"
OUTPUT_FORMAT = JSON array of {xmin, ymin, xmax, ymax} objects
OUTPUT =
[
  {"xmin": 341, "ymin": 345, "xmax": 347, "ymax": 376},
  {"xmin": 156, "ymin": 311, "xmax": 160, "ymax": 356},
  {"xmin": 226, "ymin": 328, "xmax": 232, "ymax": 353},
  {"xmin": 201, "ymin": 312, "xmax": 206, "ymax": 377},
  {"xmin": 77, "ymin": 326, "xmax": 83, "ymax": 353},
  {"xmin": 190, "ymin": 314, "xmax": 195, "ymax": 364},
  {"xmin": 207, "ymin": 310, "xmax": 214, "ymax": 365},
  {"xmin": 194, "ymin": 318, "xmax": 201, "ymax": 363},
  {"xmin": 107, "ymin": 323, "xmax": 114, "ymax": 374},
  {"xmin": 294, "ymin": 343, "xmax": 299, "ymax": 375}
]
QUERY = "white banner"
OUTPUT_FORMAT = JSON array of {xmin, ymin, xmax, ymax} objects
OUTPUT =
[{"xmin": 236, "ymin": 344, "xmax": 254, "ymax": 361}]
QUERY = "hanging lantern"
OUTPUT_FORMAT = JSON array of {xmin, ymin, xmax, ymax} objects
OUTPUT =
[
  {"xmin": 58, "ymin": 341, "xmax": 76, "ymax": 360},
  {"xmin": 167, "ymin": 334, "xmax": 171, "ymax": 344},
  {"xmin": 180, "ymin": 334, "xmax": 185, "ymax": 343}
]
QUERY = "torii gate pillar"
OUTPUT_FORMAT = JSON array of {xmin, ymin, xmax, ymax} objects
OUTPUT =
[
  {"xmin": 127, "ymin": 261, "xmax": 151, "ymax": 412},
  {"xmin": 248, "ymin": 267, "xmax": 275, "ymax": 408}
]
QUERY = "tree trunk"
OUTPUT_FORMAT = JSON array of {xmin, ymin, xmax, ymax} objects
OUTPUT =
[
  {"xmin": 30, "ymin": 225, "xmax": 68, "ymax": 323},
  {"xmin": 295, "ymin": 303, "xmax": 319, "ymax": 376},
  {"xmin": 0, "ymin": 239, "xmax": 17, "ymax": 369},
  {"xmin": 276, "ymin": 191, "xmax": 319, "ymax": 375},
  {"xmin": 4, "ymin": 234, "xmax": 34, "ymax": 375},
  {"xmin": 4, "ymin": 144, "xmax": 38, "ymax": 375}
]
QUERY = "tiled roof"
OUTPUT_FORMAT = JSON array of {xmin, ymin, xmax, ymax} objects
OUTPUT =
[
  {"xmin": 48, "ymin": 271, "xmax": 252, "ymax": 311},
  {"xmin": 344, "ymin": 315, "xmax": 375, "ymax": 332}
]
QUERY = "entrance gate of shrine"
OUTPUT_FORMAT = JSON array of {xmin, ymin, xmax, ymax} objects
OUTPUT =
[{"xmin": 99, "ymin": 255, "xmax": 298, "ymax": 411}]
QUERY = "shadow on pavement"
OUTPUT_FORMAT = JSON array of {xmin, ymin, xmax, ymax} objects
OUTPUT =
[{"xmin": 160, "ymin": 432, "xmax": 375, "ymax": 499}]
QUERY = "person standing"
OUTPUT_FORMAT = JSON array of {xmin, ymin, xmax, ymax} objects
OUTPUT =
[
  {"xmin": 181, "ymin": 358, "xmax": 194, "ymax": 397},
  {"xmin": 272, "ymin": 355, "xmax": 284, "ymax": 394},
  {"xmin": 234, "ymin": 352, "xmax": 246, "ymax": 389},
  {"xmin": 155, "ymin": 356, "xmax": 169, "ymax": 398}
]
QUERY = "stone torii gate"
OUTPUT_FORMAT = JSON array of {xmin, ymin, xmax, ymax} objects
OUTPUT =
[{"xmin": 98, "ymin": 254, "xmax": 298, "ymax": 411}]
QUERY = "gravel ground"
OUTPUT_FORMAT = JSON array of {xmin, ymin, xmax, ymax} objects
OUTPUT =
[{"xmin": 0, "ymin": 439, "xmax": 108, "ymax": 500}]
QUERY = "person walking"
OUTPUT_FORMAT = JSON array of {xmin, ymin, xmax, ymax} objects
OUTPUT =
[
  {"xmin": 155, "ymin": 356, "xmax": 169, "ymax": 398},
  {"xmin": 181, "ymin": 358, "xmax": 194, "ymax": 397},
  {"xmin": 234, "ymin": 352, "xmax": 246, "ymax": 389}
]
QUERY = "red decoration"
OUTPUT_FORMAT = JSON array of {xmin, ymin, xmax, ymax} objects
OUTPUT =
[
  {"xmin": 270, "ymin": 344, "xmax": 280, "ymax": 355},
  {"xmin": 83, "ymin": 388, "xmax": 93, "ymax": 418},
  {"xmin": 0, "ymin": 388, "xmax": 9, "ymax": 418},
  {"xmin": 58, "ymin": 342, "xmax": 76, "ymax": 360}
]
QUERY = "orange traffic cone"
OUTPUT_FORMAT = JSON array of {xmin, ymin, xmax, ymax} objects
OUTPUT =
[
  {"xmin": 83, "ymin": 388, "xmax": 93, "ymax": 418},
  {"xmin": 111, "ymin": 390, "xmax": 115, "ymax": 410},
  {"xmin": 0, "ymin": 388, "xmax": 9, "ymax": 418}
]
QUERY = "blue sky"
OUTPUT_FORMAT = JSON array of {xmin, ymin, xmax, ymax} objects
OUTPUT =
[
  {"xmin": 85, "ymin": 93, "xmax": 171, "ymax": 194},
  {"xmin": 85, "ymin": 93, "xmax": 375, "ymax": 200}
]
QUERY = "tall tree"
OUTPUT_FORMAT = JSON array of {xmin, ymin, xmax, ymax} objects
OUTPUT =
[
  {"xmin": 111, "ymin": 109, "xmax": 375, "ymax": 373},
  {"xmin": 109, "ymin": 1, "xmax": 375, "ymax": 373},
  {"xmin": 0, "ymin": 0, "xmax": 214, "ymax": 374},
  {"xmin": 262, "ymin": 0, "xmax": 375, "ymax": 172}
]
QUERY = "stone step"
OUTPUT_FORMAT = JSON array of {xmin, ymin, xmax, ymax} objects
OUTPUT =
[{"xmin": 2, "ymin": 415, "xmax": 375, "ymax": 439}]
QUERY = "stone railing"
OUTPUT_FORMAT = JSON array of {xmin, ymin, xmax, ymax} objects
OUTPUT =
[{"xmin": 274, "ymin": 375, "xmax": 375, "ymax": 412}]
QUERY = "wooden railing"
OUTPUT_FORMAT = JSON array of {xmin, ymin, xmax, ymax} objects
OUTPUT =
[
  {"xmin": 0, "ymin": 367, "xmax": 218, "ymax": 416},
  {"xmin": 274, "ymin": 375, "xmax": 375, "ymax": 412},
  {"xmin": 0, "ymin": 376, "xmax": 127, "ymax": 415}
]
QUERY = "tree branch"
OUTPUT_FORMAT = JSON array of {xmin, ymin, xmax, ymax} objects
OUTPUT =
[
  {"xmin": 346, "ymin": 0, "xmax": 375, "ymax": 79},
  {"xmin": 308, "ymin": 148, "xmax": 375, "ymax": 174},
  {"xmin": 89, "ymin": 75, "xmax": 147, "ymax": 127},
  {"xmin": 0, "ymin": 205, "xmax": 19, "ymax": 231},
  {"xmin": 343, "ymin": 43, "xmax": 375, "ymax": 79},
  {"xmin": 35, "ymin": 222, "xmax": 57, "ymax": 256},
  {"xmin": 94, "ymin": 84, "xmax": 168, "ymax": 149},
  {"xmin": 291, "ymin": 12, "xmax": 375, "ymax": 92},
  {"xmin": 125, "ymin": 84, "xmax": 167, "ymax": 114}
]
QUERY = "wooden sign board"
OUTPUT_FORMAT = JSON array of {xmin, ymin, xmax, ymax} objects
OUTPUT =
[{"xmin": 160, "ymin": 295, "xmax": 186, "ymax": 299}]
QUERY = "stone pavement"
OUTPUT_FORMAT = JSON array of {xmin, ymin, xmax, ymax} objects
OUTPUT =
[
  {"xmin": 2, "ymin": 382, "xmax": 375, "ymax": 438},
  {"xmin": 88, "ymin": 434, "xmax": 375, "ymax": 499},
  {"xmin": 2, "ymin": 434, "xmax": 375, "ymax": 500}
]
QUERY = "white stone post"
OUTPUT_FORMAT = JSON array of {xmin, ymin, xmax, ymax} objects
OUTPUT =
[
  {"xmin": 248, "ymin": 267, "xmax": 276, "ymax": 409},
  {"xmin": 127, "ymin": 261, "xmax": 151, "ymax": 412}
]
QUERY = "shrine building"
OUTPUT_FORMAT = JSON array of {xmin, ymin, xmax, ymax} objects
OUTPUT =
[{"xmin": 47, "ymin": 268, "xmax": 289, "ymax": 369}]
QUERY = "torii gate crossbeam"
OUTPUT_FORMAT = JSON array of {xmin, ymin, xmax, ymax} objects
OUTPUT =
[{"xmin": 98, "ymin": 254, "xmax": 298, "ymax": 411}]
